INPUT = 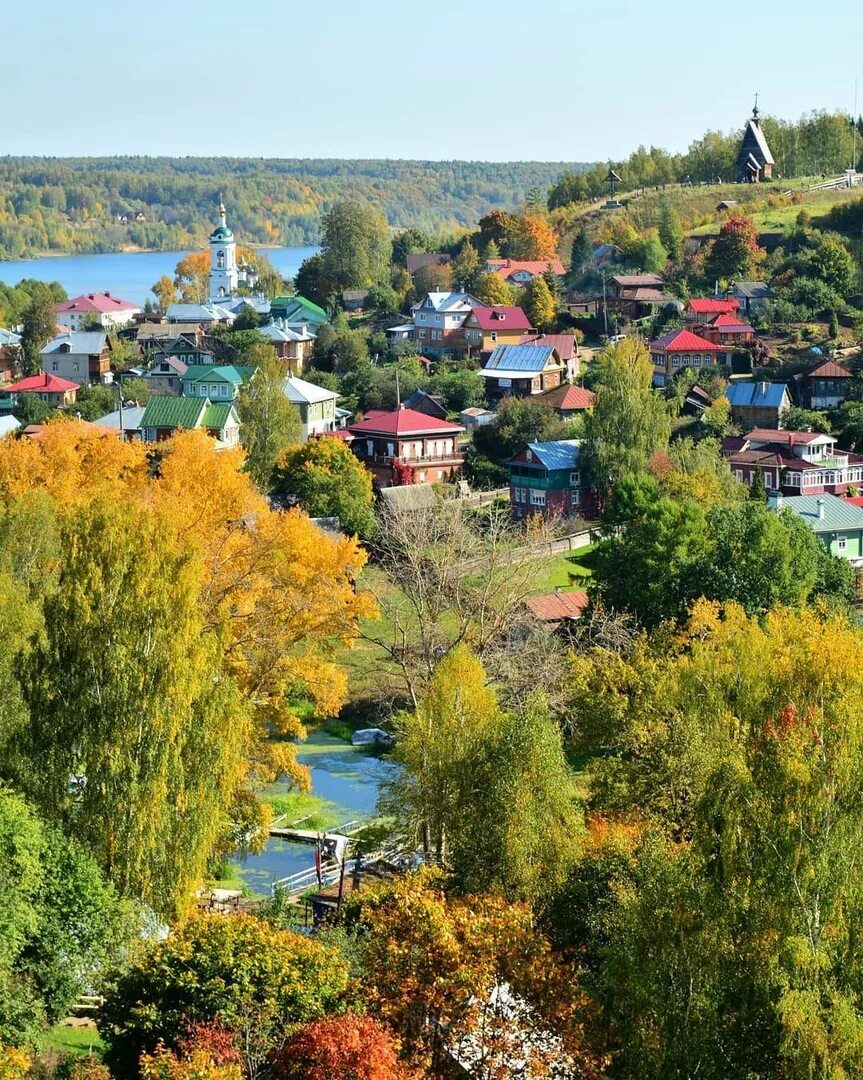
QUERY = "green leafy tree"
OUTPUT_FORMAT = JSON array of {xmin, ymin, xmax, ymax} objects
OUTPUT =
[
  {"xmin": 568, "ymin": 229, "xmax": 592, "ymax": 282},
  {"xmin": 449, "ymin": 240, "xmax": 481, "ymax": 293},
  {"xmin": 748, "ymin": 463, "xmax": 766, "ymax": 502},
  {"xmin": 273, "ymin": 438, "xmax": 375, "ymax": 538},
  {"xmin": 811, "ymin": 235, "xmax": 857, "ymax": 296},
  {"xmin": 73, "ymin": 384, "xmax": 117, "ymax": 421},
  {"xmin": 99, "ymin": 914, "xmax": 349, "ymax": 1078},
  {"xmin": 238, "ymin": 351, "xmax": 301, "ymax": 490},
  {"xmin": 584, "ymin": 339, "xmax": 671, "ymax": 492},
  {"xmin": 294, "ymin": 253, "xmax": 333, "ymax": 309},
  {"xmin": 320, "ymin": 201, "xmax": 391, "ymax": 293},
  {"xmin": 19, "ymin": 501, "xmax": 249, "ymax": 919},
  {"xmin": 522, "ymin": 274, "xmax": 556, "ymax": 331},
  {"xmin": 783, "ymin": 405, "xmax": 832, "ymax": 433},
  {"xmin": 19, "ymin": 286, "xmax": 58, "ymax": 375},
  {"xmin": 658, "ymin": 203, "xmax": 684, "ymax": 261}
]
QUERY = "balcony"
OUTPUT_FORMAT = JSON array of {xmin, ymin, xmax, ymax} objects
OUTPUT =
[{"xmin": 372, "ymin": 453, "xmax": 464, "ymax": 466}]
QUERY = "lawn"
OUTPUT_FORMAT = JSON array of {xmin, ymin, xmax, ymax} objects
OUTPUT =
[
  {"xmin": 527, "ymin": 544, "xmax": 596, "ymax": 595},
  {"xmin": 41, "ymin": 1023, "xmax": 104, "ymax": 1057}
]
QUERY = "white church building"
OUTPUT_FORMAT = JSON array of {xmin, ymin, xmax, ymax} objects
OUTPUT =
[{"xmin": 209, "ymin": 200, "xmax": 240, "ymax": 303}]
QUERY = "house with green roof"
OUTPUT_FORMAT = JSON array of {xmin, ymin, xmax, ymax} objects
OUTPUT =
[
  {"xmin": 139, "ymin": 394, "xmax": 240, "ymax": 448},
  {"xmin": 181, "ymin": 364, "xmax": 251, "ymax": 400},
  {"xmin": 770, "ymin": 492, "xmax": 863, "ymax": 564},
  {"xmin": 269, "ymin": 295, "xmax": 329, "ymax": 329}
]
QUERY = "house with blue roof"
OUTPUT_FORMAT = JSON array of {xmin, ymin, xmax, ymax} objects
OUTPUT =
[
  {"xmin": 479, "ymin": 344, "xmax": 565, "ymax": 402},
  {"xmin": 726, "ymin": 380, "xmax": 792, "ymax": 430},
  {"xmin": 508, "ymin": 440, "xmax": 594, "ymax": 520}
]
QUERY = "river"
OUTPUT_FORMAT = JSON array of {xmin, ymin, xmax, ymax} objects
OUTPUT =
[
  {"xmin": 0, "ymin": 246, "xmax": 319, "ymax": 308},
  {"xmin": 235, "ymin": 730, "xmax": 397, "ymax": 896}
]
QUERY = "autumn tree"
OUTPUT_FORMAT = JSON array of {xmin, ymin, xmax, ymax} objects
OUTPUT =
[
  {"xmin": 584, "ymin": 339, "xmax": 671, "ymax": 492},
  {"xmin": 273, "ymin": 437, "xmax": 374, "ymax": 538},
  {"xmin": 320, "ymin": 201, "xmax": 391, "ymax": 293},
  {"xmin": 522, "ymin": 274, "xmax": 556, "ymax": 331},
  {"xmin": 99, "ymin": 914, "xmax": 349, "ymax": 1078},
  {"xmin": 174, "ymin": 251, "xmax": 211, "ymax": 303},
  {"xmin": 510, "ymin": 213, "xmax": 558, "ymax": 260},
  {"xmin": 704, "ymin": 215, "xmax": 762, "ymax": 283},
  {"xmin": 237, "ymin": 350, "xmax": 301, "ymax": 490},
  {"xmin": 274, "ymin": 1016, "xmax": 409, "ymax": 1080},
  {"xmin": 411, "ymin": 261, "xmax": 452, "ymax": 298},
  {"xmin": 151, "ymin": 275, "xmax": 179, "ymax": 313},
  {"xmin": 471, "ymin": 271, "xmax": 516, "ymax": 307},
  {"xmin": 19, "ymin": 285, "xmax": 58, "ymax": 375}
]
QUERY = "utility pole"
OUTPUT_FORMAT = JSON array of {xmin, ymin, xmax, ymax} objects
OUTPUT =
[{"xmin": 601, "ymin": 272, "xmax": 609, "ymax": 339}]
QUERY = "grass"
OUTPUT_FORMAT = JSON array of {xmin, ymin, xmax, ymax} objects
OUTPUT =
[
  {"xmin": 526, "ymin": 544, "xmax": 597, "ymax": 594},
  {"xmin": 41, "ymin": 1023, "xmax": 104, "ymax": 1056},
  {"xmin": 265, "ymin": 789, "xmax": 342, "ymax": 830}
]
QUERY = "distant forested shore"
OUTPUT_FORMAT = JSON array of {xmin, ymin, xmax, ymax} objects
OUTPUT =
[{"xmin": 0, "ymin": 157, "xmax": 591, "ymax": 259}]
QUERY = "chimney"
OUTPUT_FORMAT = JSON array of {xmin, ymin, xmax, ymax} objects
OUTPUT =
[
  {"xmin": 760, "ymin": 380, "xmax": 769, "ymax": 395},
  {"xmin": 817, "ymin": 498, "xmax": 825, "ymax": 520}
]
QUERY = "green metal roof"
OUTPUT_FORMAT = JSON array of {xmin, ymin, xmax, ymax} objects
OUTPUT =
[
  {"xmin": 270, "ymin": 295, "xmax": 328, "ymax": 323},
  {"xmin": 209, "ymin": 225, "xmax": 233, "ymax": 240},
  {"xmin": 140, "ymin": 396, "xmax": 207, "ymax": 429},
  {"xmin": 182, "ymin": 364, "xmax": 248, "ymax": 385},
  {"xmin": 778, "ymin": 494, "xmax": 863, "ymax": 532},
  {"xmin": 201, "ymin": 402, "xmax": 236, "ymax": 431}
]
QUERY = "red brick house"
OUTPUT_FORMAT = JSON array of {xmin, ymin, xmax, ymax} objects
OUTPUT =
[
  {"xmin": 721, "ymin": 429, "xmax": 863, "ymax": 496},
  {"xmin": 347, "ymin": 407, "xmax": 465, "ymax": 488}
]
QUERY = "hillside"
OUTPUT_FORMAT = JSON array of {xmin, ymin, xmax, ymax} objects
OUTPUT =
[{"xmin": 0, "ymin": 157, "xmax": 592, "ymax": 260}]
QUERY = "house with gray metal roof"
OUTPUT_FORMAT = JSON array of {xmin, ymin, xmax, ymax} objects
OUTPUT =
[
  {"xmin": 479, "ymin": 343, "xmax": 565, "ymax": 401},
  {"xmin": 769, "ymin": 492, "xmax": 863, "ymax": 564},
  {"xmin": 41, "ymin": 331, "xmax": 110, "ymax": 385},
  {"xmin": 283, "ymin": 375, "xmax": 339, "ymax": 440},
  {"xmin": 726, "ymin": 380, "xmax": 791, "ymax": 430}
]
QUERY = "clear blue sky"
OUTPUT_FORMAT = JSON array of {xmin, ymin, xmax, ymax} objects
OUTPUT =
[{"xmin": 5, "ymin": 0, "xmax": 861, "ymax": 160}]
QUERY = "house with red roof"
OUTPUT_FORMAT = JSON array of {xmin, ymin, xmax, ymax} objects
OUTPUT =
[
  {"xmin": 648, "ymin": 328, "xmax": 722, "ymax": 387},
  {"xmin": 520, "ymin": 333, "xmax": 579, "ymax": 377},
  {"xmin": 536, "ymin": 382, "xmax": 596, "ymax": 419},
  {"xmin": 55, "ymin": 292, "xmax": 141, "ymax": 331},
  {"xmin": 487, "ymin": 258, "xmax": 565, "ymax": 285},
  {"xmin": 699, "ymin": 312, "xmax": 756, "ymax": 348},
  {"xmin": 806, "ymin": 359, "xmax": 854, "ymax": 409},
  {"xmin": 721, "ymin": 429, "xmax": 863, "ymax": 497},
  {"xmin": 525, "ymin": 589, "xmax": 589, "ymax": 626},
  {"xmin": 685, "ymin": 297, "xmax": 741, "ymax": 324},
  {"xmin": 462, "ymin": 306, "xmax": 533, "ymax": 355},
  {"xmin": 346, "ymin": 406, "xmax": 465, "ymax": 488},
  {"xmin": 2, "ymin": 371, "xmax": 79, "ymax": 409}
]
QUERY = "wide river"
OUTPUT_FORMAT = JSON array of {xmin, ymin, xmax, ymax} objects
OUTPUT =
[{"xmin": 0, "ymin": 246, "xmax": 318, "ymax": 308}]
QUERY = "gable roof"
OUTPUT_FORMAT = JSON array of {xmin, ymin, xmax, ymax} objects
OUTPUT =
[
  {"xmin": 283, "ymin": 375, "xmax": 337, "ymax": 405},
  {"xmin": 808, "ymin": 359, "xmax": 853, "ymax": 379},
  {"xmin": 519, "ymin": 333, "xmax": 577, "ymax": 361},
  {"xmin": 42, "ymin": 331, "xmax": 108, "ymax": 355},
  {"xmin": 741, "ymin": 118, "xmax": 775, "ymax": 166},
  {"xmin": 182, "ymin": 364, "xmax": 248, "ymax": 386},
  {"xmin": 140, "ymin": 395, "xmax": 207, "ymax": 429},
  {"xmin": 729, "ymin": 281, "xmax": 773, "ymax": 299},
  {"xmin": 201, "ymin": 402, "xmax": 238, "ymax": 431},
  {"xmin": 468, "ymin": 306, "xmax": 532, "ymax": 331},
  {"xmin": 402, "ymin": 388, "xmax": 447, "ymax": 419},
  {"xmin": 650, "ymin": 328, "xmax": 721, "ymax": 352},
  {"xmin": 348, "ymin": 407, "xmax": 464, "ymax": 437},
  {"xmin": 481, "ymin": 344, "xmax": 560, "ymax": 375},
  {"xmin": 538, "ymin": 383, "xmax": 596, "ymax": 411},
  {"xmin": 611, "ymin": 273, "xmax": 665, "ymax": 287},
  {"xmin": 56, "ymin": 292, "xmax": 139, "ymax": 314},
  {"xmin": 710, "ymin": 313, "xmax": 754, "ymax": 330},
  {"xmin": 526, "ymin": 590, "xmax": 589, "ymax": 622},
  {"xmin": 94, "ymin": 405, "xmax": 147, "ymax": 431},
  {"xmin": 725, "ymin": 382, "xmax": 790, "ymax": 408},
  {"xmin": 416, "ymin": 291, "xmax": 480, "ymax": 313},
  {"xmin": 515, "ymin": 439, "xmax": 581, "ymax": 470},
  {"xmin": 488, "ymin": 258, "xmax": 566, "ymax": 279},
  {"xmin": 150, "ymin": 356, "xmax": 189, "ymax": 376},
  {"xmin": 8, "ymin": 371, "xmax": 79, "ymax": 393},
  {"xmin": 688, "ymin": 297, "xmax": 741, "ymax": 314},
  {"xmin": 778, "ymin": 493, "xmax": 863, "ymax": 532},
  {"xmin": 0, "ymin": 328, "xmax": 21, "ymax": 347},
  {"xmin": 746, "ymin": 428, "xmax": 834, "ymax": 447}
]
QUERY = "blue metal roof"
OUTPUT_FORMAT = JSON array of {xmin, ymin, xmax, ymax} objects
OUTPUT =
[
  {"xmin": 484, "ymin": 344, "xmax": 555, "ymax": 373},
  {"xmin": 522, "ymin": 440, "xmax": 582, "ymax": 471},
  {"xmin": 726, "ymin": 381, "xmax": 789, "ymax": 408}
]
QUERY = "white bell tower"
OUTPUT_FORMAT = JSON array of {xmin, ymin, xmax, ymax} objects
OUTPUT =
[{"xmin": 208, "ymin": 199, "xmax": 238, "ymax": 302}]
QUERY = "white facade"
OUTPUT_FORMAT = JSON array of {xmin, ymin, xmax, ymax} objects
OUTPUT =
[{"xmin": 208, "ymin": 202, "xmax": 239, "ymax": 302}]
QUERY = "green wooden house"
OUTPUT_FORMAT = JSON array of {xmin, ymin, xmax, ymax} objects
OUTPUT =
[
  {"xmin": 771, "ymin": 492, "xmax": 863, "ymax": 564},
  {"xmin": 181, "ymin": 364, "xmax": 251, "ymax": 400},
  {"xmin": 139, "ymin": 395, "xmax": 240, "ymax": 448}
]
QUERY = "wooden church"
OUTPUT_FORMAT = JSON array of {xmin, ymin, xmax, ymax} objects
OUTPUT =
[{"xmin": 736, "ymin": 99, "xmax": 775, "ymax": 182}]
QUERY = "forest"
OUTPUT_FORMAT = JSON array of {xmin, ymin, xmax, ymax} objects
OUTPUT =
[{"xmin": 0, "ymin": 157, "xmax": 588, "ymax": 259}]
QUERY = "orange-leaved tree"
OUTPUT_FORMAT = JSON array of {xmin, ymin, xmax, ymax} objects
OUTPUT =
[{"xmin": 274, "ymin": 1016, "xmax": 411, "ymax": 1080}]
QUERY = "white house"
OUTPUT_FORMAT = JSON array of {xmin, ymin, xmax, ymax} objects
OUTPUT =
[{"xmin": 55, "ymin": 292, "xmax": 141, "ymax": 330}]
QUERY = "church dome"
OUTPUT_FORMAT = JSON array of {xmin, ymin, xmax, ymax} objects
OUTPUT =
[{"xmin": 210, "ymin": 224, "xmax": 233, "ymax": 240}]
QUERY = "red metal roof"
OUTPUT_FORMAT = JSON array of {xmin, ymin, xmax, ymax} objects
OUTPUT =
[
  {"xmin": 520, "ymin": 333, "xmax": 577, "ymax": 360},
  {"xmin": 488, "ymin": 258, "xmax": 566, "ymax": 280},
  {"xmin": 526, "ymin": 590, "xmax": 589, "ymax": 622},
  {"xmin": 468, "ymin": 306, "xmax": 532, "ymax": 331},
  {"xmin": 347, "ymin": 407, "xmax": 464, "ymax": 437},
  {"xmin": 650, "ymin": 328, "xmax": 721, "ymax": 352},
  {"xmin": 689, "ymin": 297, "xmax": 741, "ymax": 314},
  {"xmin": 747, "ymin": 428, "xmax": 828, "ymax": 446},
  {"xmin": 56, "ymin": 292, "xmax": 139, "ymax": 314},
  {"xmin": 808, "ymin": 359, "xmax": 853, "ymax": 379},
  {"xmin": 710, "ymin": 313, "xmax": 753, "ymax": 329},
  {"xmin": 9, "ymin": 372, "xmax": 79, "ymax": 393},
  {"xmin": 539, "ymin": 383, "xmax": 596, "ymax": 410}
]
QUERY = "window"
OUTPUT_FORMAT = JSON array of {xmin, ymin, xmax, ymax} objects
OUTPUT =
[
  {"xmin": 570, "ymin": 470, "xmax": 581, "ymax": 486},
  {"xmin": 417, "ymin": 329, "xmax": 426, "ymax": 340},
  {"xmin": 419, "ymin": 470, "xmax": 427, "ymax": 482},
  {"xmin": 73, "ymin": 362, "xmax": 79, "ymax": 372},
  {"xmin": 692, "ymin": 355, "xmax": 701, "ymax": 366},
  {"xmin": 437, "ymin": 470, "xmax": 444, "ymax": 480},
  {"xmin": 217, "ymin": 251, "xmax": 225, "ymax": 268},
  {"xmin": 683, "ymin": 354, "xmax": 690, "ymax": 365},
  {"xmin": 432, "ymin": 330, "xmax": 442, "ymax": 341},
  {"xmin": 366, "ymin": 440, "xmax": 373, "ymax": 457},
  {"xmin": 838, "ymin": 535, "xmax": 848, "ymax": 552},
  {"xmin": 51, "ymin": 362, "xmax": 58, "ymax": 372},
  {"xmin": 672, "ymin": 356, "xmax": 680, "ymax": 368},
  {"xmin": 735, "ymin": 468, "xmax": 744, "ymax": 481},
  {"xmin": 386, "ymin": 442, "xmax": 395, "ymax": 458},
  {"xmin": 490, "ymin": 332, "xmax": 497, "ymax": 342},
  {"xmin": 571, "ymin": 488, "xmax": 580, "ymax": 506},
  {"xmin": 530, "ymin": 489, "xmax": 546, "ymax": 507}
]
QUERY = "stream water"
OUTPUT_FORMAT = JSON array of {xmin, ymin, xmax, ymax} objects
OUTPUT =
[{"xmin": 235, "ymin": 730, "xmax": 397, "ymax": 896}]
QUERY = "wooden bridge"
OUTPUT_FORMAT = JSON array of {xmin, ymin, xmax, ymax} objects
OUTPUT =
[{"xmin": 268, "ymin": 815, "xmax": 363, "ymax": 843}]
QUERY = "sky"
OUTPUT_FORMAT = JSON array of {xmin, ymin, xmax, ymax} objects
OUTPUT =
[{"xmin": 4, "ymin": 0, "xmax": 862, "ymax": 161}]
